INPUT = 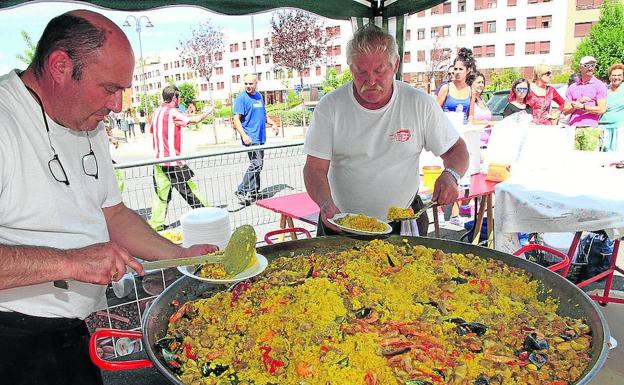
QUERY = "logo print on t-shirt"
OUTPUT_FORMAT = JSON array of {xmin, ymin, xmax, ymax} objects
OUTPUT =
[{"xmin": 390, "ymin": 128, "xmax": 411, "ymax": 142}]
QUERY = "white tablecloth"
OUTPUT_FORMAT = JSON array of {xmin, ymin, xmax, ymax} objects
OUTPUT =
[{"xmin": 494, "ymin": 152, "xmax": 624, "ymax": 254}]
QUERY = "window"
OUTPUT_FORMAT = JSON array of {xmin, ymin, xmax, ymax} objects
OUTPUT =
[
  {"xmin": 316, "ymin": 66, "xmax": 321, "ymax": 76},
  {"xmin": 335, "ymin": 64, "xmax": 342, "ymax": 72},
  {"xmin": 457, "ymin": 24, "xmax": 466, "ymax": 36},
  {"xmin": 506, "ymin": 19, "xmax": 516, "ymax": 31},
  {"xmin": 265, "ymin": 71, "xmax": 271, "ymax": 80},
  {"xmin": 507, "ymin": 0, "xmax": 516, "ymax": 5},
  {"xmin": 302, "ymin": 68, "xmax": 310, "ymax": 77},
  {"xmin": 217, "ymin": 82, "xmax": 225, "ymax": 90},
  {"xmin": 539, "ymin": 40, "xmax": 550, "ymax": 54},
  {"xmin": 242, "ymin": 41, "xmax": 247, "ymax": 50},
  {"xmin": 474, "ymin": 24, "xmax": 482, "ymax": 34},
  {"xmin": 541, "ymin": 15, "xmax": 552, "ymax": 28},
  {"xmin": 404, "ymin": 51, "xmax": 411, "ymax": 63},
  {"xmin": 576, "ymin": 0, "xmax": 602, "ymax": 7},
  {"xmin": 264, "ymin": 54, "xmax": 270, "ymax": 63},
  {"xmin": 255, "ymin": 39, "xmax": 260, "ymax": 48},
  {"xmin": 406, "ymin": 29, "xmax": 411, "ymax": 41},
  {"xmin": 417, "ymin": 11, "xmax": 425, "ymax": 17},
  {"xmin": 256, "ymin": 56, "xmax": 261, "ymax": 65},
  {"xmin": 458, "ymin": 0, "xmax": 466, "ymax": 12},
  {"xmin": 525, "ymin": 42, "xmax": 536, "ymax": 55},
  {"xmin": 216, "ymin": 67, "xmax": 224, "ymax": 75},
  {"xmin": 243, "ymin": 58, "xmax": 248, "ymax": 66},
  {"xmin": 473, "ymin": 46, "xmax": 483, "ymax": 57},
  {"xmin": 431, "ymin": 27, "xmax": 440, "ymax": 38},
  {"xmin": 163, "ymin": 63, "xmax": 169, "ymax": 71},
  {"xmin": 443, "ymin": 2, "xmax": 452, "ymax": 13},
  {"xmin": 485, "ymin": 45, "xmax": 495, "ymax": 57},
  {"xmin": 488, "ymin": 0, "xmax": 497, "ymax": 8},
  {"xmin": 505, "ymin": 43, "xmax": 515, "ymax": 56},
  {"xmin": 574, "ymin": 22, "xmax": 593, "ymax": 37},
  {"xmin": 527, "ymin": 17, "xmax": 537, "ymax": 29},
  {"xmin": 417, "ymin": 28, "xmax": 425, "ymax": 40},
  {"xmin": 402, "ymin": 73, "xmax": 411, "ymax": 82},
  {"xmin": 201, "ymin": 84, "xmax": 208, "ymax": 91},
  {"xmin": 174, "ymin": 60, "xmax": 180, "ymax": 68},
  {"xmin": 443, "ymin": 25, "xmax": 451, "ymax": 36},
  {"xmin": 264, "ymin": 37, "xmax": 269, "ymax": 46},
  {"xmin": 474, "ymin": 0, "xmax": 486, "ymax": 10},
  {"xmin": 417, "ymin": 50, "xmax": 425, "ymax": 62},
  {"xmin": 175, "ymin": 74, "xmax": 181, "ymax": 81},
  {"xmin": 487, "ymin": 21, "xmax": 496, "ymax": 33},
  {"xmin": 431, "ymin": 4, "xmax": 440, "ymax": 14}
]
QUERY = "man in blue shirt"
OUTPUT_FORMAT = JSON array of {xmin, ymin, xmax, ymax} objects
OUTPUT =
[{"xmin": 233, "ymin": 74, "xmax": 278, "ymax": 204}]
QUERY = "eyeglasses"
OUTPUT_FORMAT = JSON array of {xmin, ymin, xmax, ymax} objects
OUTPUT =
[
  {"xmin": 581, "ymin": 63, "xmax": 596, "ymax": 69},
  {"xmin": 515, "ymin": 87, "xmax": 529, "ymax": 93},
  {"xmin": 244, "ymin": 82, "xmax": 255, "ymax": 85},
  {"xmin": 542, "ymin": 71, "xmax": 552, "ymax": 76},
  {"xmin": 25, "ymin": 85, "xmax": 99, "ymax": 186}
]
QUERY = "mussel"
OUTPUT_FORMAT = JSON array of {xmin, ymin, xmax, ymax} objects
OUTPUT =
[
  {"xmin": 201, "ymin": 362, "xmax": 229, "ymax": 377},
  {"xmin": 405, "ymin": 380, "xmax": 433, "ymax": 385},
  {"xmin": 355, "ymin": 306, "xmax": 373, "ymax": 319},
  {"xmin": 560, "ymin": 328, "xmax": 578, "ymax": 341},
  {"xmin": 474, "ymin": 374, "xmax": 502, "ymax": 385},
  {"xmin": 529, "ymin": 352, "xmax": 549, "ymax": 368},
  {"xmin": 451, "ymin": 276, "xmax": 469, "ymax": 284},
  {"xmin": 387, "ymin": 255, "xmax": 396, "ymax": 267},
  {"xmin": 455, "ymin": 321, "xmax": 488, "ymax": 336},
  {"xmin": 523, "ymin": 332, "xmax": 549, "ymax": 351},
  {"xmin": 154, "ymin": 336, "xmax": 183, "ymax": 350}
]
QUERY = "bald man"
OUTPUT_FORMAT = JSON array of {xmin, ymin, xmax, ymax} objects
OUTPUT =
[
  {"xmin": 0, "ymin": 10, "xmax": 217, "ymax": 384},
  {"xmin": 233, "ymin": 74, "xmax": 278, "ymax": 204}
]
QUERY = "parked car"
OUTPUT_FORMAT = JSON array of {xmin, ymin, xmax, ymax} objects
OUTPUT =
[{"xmin": 486, "ymin": 84, "xmax": 567, "ymax": 121}]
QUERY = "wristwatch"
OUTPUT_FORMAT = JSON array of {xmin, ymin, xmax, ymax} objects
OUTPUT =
[{"xmin": 443, "ymin": 168, "xmax": 461, "ymax": 185}]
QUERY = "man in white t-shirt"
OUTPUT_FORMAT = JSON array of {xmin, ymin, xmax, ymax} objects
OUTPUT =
[
  {"xmin": 0, "ymin": 10, "xmax": 217, "ymax": 385},
  {"xmin": 304, "ymin": 24, "xmax": 469, "ymax": 236}
]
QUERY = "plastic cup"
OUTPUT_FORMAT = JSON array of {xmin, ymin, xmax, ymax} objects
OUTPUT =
[{"xmin": 422, "ymin": 166, "xmax": 443, "ymax": 191}]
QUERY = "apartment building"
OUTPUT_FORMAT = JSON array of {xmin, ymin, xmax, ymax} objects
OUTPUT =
[
  {"xmin": 128, "ymin": 19, "xmax": 352, "ymax": 108},
  {"xmin": 402, "ymin": 0, "xmax": 613, "ymax": 89}
]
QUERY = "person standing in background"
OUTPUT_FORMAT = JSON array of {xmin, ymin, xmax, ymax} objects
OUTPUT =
[
  {"xmin": 148, "ymin": 85, "xmax": 212, "ymax": 231},
  {"xmin": 436, "ymin": 48, "xmax": 476, "ymax": 123},
  {"xmin": 526, "ymin": 64, "xmax": 565, "ymax": 125},
  {"xmin": 503, "ymin": 78, "xmax": 532, "ymax": 118},
  {"xmin": 138, "ymin": 109, "xmax": 146, "ymax": 134},
  {"xmin": 599, "ymin": 63, "xmax": 624, "ymax": 152},
  {"xmin": 232, "ymin": 74, "xmax": 279, "ymax": 205},
  {"xmin": 565, "ymin": 56, "xmax": 608, "ymax": 150}
]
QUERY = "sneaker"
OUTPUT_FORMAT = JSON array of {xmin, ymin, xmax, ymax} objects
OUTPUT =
[{"xmin": 234, "ymin": 191, "xmax": 251, "ymax": 205}]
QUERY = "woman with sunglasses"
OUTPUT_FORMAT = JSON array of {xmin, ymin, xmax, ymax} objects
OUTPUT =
[
  {"xmin": 503, "ymin": 78, "xmax": 532, "ymax": 118},
  {"xmin": 599, "ymin": 63, "xmax": 624, "ymax": 151},
  {"xmin": 436, "ymin": 47, "xmax": 476, "ymax": 123},
  {"xmin": 526, "ymin": 64, "xmax": 565, "ymax": 125}
]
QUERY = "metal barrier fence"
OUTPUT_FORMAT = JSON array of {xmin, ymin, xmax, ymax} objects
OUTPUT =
[
  {"xmin": 114, "ymin": 140, "xmax": 306, "ymax": 229},
  {"xmin": 88, "ymin": 141, "xmax": 309, "ymax": 356}
]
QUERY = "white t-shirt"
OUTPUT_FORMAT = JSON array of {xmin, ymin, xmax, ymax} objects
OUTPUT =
[
  {"xmin": 304, "ymin": 80, "xmax": 459, "ymax": 219},
  {"xmin": 0, "ymin": 70, "xmax": 122, "ymax": 319}
]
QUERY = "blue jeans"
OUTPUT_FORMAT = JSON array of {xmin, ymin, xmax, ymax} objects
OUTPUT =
[{"xmin": 237, "ymin": 145, "xmax": 264, "ymax": 196}]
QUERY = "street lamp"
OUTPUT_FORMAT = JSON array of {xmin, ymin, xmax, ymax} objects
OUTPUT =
[{"xmin": 123, "ymin": 15, "xmax": 154, "ymax": 112}]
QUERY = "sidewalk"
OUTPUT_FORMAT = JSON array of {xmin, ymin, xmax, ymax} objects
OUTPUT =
[{"xmin": 110, "ymin": 123, "xmax": 307, "ymax": 163}]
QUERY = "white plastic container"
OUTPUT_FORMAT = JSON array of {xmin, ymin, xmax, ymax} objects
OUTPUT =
[{"xmin": 180, "ymin": 207, "xmax": 231, "ymax": 249}]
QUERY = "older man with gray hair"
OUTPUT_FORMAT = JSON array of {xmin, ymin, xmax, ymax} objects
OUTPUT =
[{"xmin": 303, "ymin": 24, "xmax": 468, "ymax": 236}]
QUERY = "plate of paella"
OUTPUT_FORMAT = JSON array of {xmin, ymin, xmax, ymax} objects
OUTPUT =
[
  {"xmin": 177, "ymin": 253, "xmax": 268, "ymax": 284},
  {"xmin": 328, "ymin": 213, "xmax": 392, "ymax": 235}
]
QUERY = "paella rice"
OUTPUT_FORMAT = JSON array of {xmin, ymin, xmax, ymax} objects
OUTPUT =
[
  {"xmin": 335, "ymin": 214, "xmax": 387, "ymax": 232},
  {"xmin": 159, "ymin": 239, "xmax": 592, "ymax": 385},
  {"xmin": 387, "ymin": 206, "xmax": 415, "ymax": 221}
]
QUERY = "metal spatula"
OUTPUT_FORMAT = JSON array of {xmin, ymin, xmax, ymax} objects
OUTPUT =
[{"xmin": 137, "ymin": 225, "xmax": 257, "ymax": 275}]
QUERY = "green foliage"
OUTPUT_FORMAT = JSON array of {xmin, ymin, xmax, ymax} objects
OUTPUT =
[
  {"xmin": 552, "ymin": 72, "xmax": 573, "ymax": 85},
  {"xmin": 485, "ymin": 68, "xmax": 521, "ymax": 92},
  {"xmin": 178, "ymin": 82, "xmax": 198, "ymax": 107},
  {"xmin": 574, "ymin": 126, "xmax": 602, "ymax": 151},
  {"xmin": 275, "ymin": 109, "xmax": 312, "ymax": 126},
  {"xmin": 215, "ymin": 106, "xmax": 232, "ymax": 118},
  {"xmin": 322, "ymin": 68, "xmax": 353, "ymax": 93},
  {"xmin": 16, "ymin": 30, "xmax": 36, "ymax": 66},
  {"xmin": 140, "ymin": 94, "xmax": 160, "ymax": 115},
  {"xmin": 214, "ymin": 100, "xmax": 223, "ymax": 109},
  {"xmin": 573, "ymin": 1, "xmax": 624, "ymax": 79},
  {"xmin": 286, "ymin": 90, "xmax": 299, "ymax": 106}
]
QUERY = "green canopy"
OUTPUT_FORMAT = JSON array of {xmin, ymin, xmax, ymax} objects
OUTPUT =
[{"xmin": 0, "ymin": 1, "xmax": 444, "ymax": 19}]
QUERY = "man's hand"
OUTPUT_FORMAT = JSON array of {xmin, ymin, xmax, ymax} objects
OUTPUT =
[
  {"xmin": 242, "ymin": 133, "xmax": 252, "ymax": 145},
  {"xmin": 320, "ymin": 200, "xmax": 342, "ymax": 232},
  {"xmin": 432, "ymin": 172, "xmax": 459, "ymax": 205},
  {"xmin": 272, "ymin": 124, "xmax": 280, "ymax": 136},
  {"xmin": 181, "ymin": 244, "xmax": 219, "ymax": 258},
  {"xmin": 66, "ymin": 241, "xmax": 145, "ymax": 285},
  {"xmin": 578, "ymin": 96, "xmax": 593, "ymax": 104}
]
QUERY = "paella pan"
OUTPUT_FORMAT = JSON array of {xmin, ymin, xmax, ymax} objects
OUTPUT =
[{"xmin": 90, "ymin": 236, "xmax": 609, "ymax": 385}]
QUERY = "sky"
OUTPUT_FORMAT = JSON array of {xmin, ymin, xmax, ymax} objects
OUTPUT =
[{"xmin": 0, "ymin": 1, "xmax": 275, "ymax": 75}]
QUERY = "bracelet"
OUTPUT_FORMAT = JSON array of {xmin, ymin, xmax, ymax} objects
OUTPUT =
[{"xmin": 443, "ymin": 168, "xmax": 461, "ymax": 184}]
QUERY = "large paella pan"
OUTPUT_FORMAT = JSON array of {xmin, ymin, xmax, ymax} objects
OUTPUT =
[{"xmin": 91, "ymin": 236, "xmax": 609, "ymax": 384}]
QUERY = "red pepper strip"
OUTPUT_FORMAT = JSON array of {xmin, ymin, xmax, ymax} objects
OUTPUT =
[
  {"xmin": 184, "ymin": 343, "xmax": 197, "ymax": 360},
  {"xmin": 259, "ymin": 346, "xmax": 284, "ymax": 374}
]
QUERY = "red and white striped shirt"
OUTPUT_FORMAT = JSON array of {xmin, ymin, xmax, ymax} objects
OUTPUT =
[{"xmin": 151, "ymin": 103, "xmax": 190, "ymax": 166}]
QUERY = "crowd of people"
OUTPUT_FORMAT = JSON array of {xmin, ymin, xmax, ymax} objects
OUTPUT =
[{"xmin": 436, "ymin": 48, "xmax": 623, "ymax": 152}]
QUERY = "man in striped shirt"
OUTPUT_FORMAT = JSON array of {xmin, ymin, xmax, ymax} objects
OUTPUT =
[{"xmin": 149, "ymin": 85, "xmax": 212, "ymax": 230}]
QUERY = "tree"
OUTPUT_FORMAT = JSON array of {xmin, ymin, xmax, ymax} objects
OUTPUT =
[
  {"xmin": 424, "ymin": 37, "xmax": 452, "ymax": 93},
  {"xmin": 268, "ymin": 9, "xmax": 329, "ymax": 91},
  {"xmin": 486, "ymin": 68, "xmax": 521, "ymax": 92},
  {"xmin": 177, "ymin": 20, "xmax": 225, "ymax": 104},
  {"xmin": 322, "ymin": 68, "xmax": 352, "ymax": 94},
  {"xmin": 178, "ymin": 82, "xmax": 199, "ymax": 107},
  {"xmin": 16, "ymin": 30, "xmax": 36, "ymax": 65},
  {"xmin": 573, "ymin": 1, "xmax": 624, "ymax": 79}
]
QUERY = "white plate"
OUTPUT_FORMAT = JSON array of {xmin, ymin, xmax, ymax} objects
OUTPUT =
[
  {"xmin": 328, "ymin": 213, "xmax": 393, "ymax": 235},
  {"xmin": 177, "ymin": 254, "xmax": 268, "ymax": 284}
]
